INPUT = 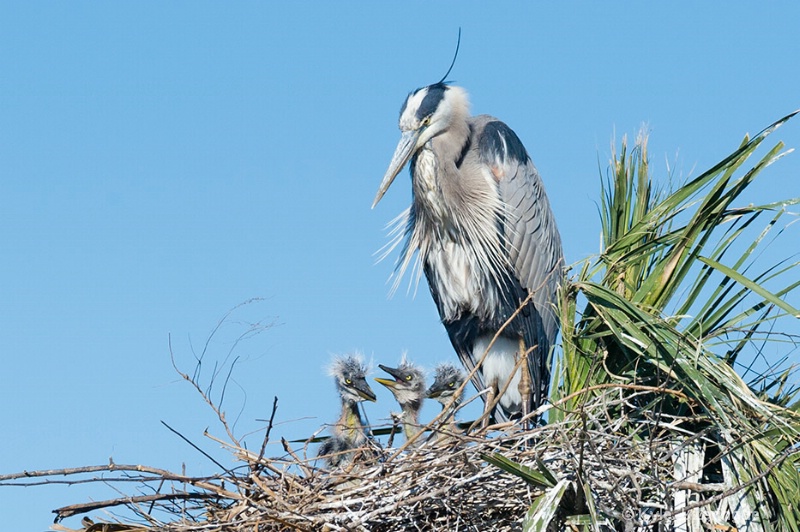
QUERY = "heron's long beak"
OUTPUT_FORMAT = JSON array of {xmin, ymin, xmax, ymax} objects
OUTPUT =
[
  {"xmin": 372, "ymin": 130, "xmax": 419, "ymax": 208},
  {"xmin": 374, "ymin": 377, "xmax": 397, "ymax": 389},
  {"xmin": 354, "ymin": 378, "xmax": 377, "ymax": 402},
  {"xmin": 375, "ymin": 364, "xmax": 407, "ymax": 390},
  {"xmin": 426, "ymin": 386, "xmax": 443, "ymax": 399}
]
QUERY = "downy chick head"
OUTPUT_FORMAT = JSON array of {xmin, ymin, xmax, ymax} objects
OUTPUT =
[
  {"xmin": 426, "ymin": 362, "xmax": 465, "ymax": 407},
  {"xmin": 328, "ymin": 353, "xmax": 376, "ymax": 405},
  {"xmin": 374, "ymin": 355, "xmax": 426, "ymax": 412}
]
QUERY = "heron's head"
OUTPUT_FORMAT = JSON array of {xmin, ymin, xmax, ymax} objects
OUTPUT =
[
  {"xmin": 426, "ymin": 363, "xmax": 465, "ymax": 405},
  {"xmin": 374, "ymin": 357, "xmax": 427, "ymax": 410},
  {"xmin": 328, "ymin": 354, "xmax": 377, "ymax": 404},
  {"xmin": 372, "ymin": 83, "xmax": 470, "ymax": 207}
]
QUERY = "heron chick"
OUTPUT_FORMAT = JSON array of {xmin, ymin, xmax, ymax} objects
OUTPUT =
[
  {"xmin": 373, "ymin": 82, "xmax": 564, "ymax": 424},
  {"xmin": 427, "ymin": 363, "xmax": 466, "ymax": 441},
  {"xmin": 318, "ymin": 354, "xmax": 376, "ymax": 467},
  {"xmin": 374, "ymin": 358, "xmax": 426, "ymax": 443},
  {"xmin": 427, "ymin": 362, "xmax": 465, "ymax": 410}
]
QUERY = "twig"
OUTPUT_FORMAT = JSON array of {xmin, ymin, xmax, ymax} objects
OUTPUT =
[
  {"xmin": 170, "ymin": 334, "xmax": 240, "ymax": 447},
  {"xmin": 54, "ymin": 492, "xmax": 221, "ymax": 521},
  {"xmin": 256, "ymin": 396, "xmax": 279, "ymax": 470},
  {"xmin": 1, "ymin": 463, "xmax": 210, "ymax": 484},
  {"xmin": 160, "ymin": 420, "xmax": 233, "ymax": 476}
]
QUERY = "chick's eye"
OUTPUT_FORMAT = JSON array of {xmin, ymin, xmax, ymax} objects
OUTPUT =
[
  {"xmin": 345, "ymin": 379, "xmax": 352, "ymax": 385},
  {"xmin": 448, "ymin": 382, "xmax": 455, "ymax": 388},
  {"xmin": 405, "ymin": 375, "xmax": 412, "ymax": 381}
]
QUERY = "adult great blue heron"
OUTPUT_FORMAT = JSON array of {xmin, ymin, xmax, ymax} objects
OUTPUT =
[{"xmin": 373, "ymin": 82, "xmax": 564, "ymax": 423}]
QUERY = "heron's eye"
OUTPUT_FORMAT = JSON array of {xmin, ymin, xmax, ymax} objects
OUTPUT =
[{"xmin": 421, "ymin": 116, "xmax": 431, "ymax": 127}]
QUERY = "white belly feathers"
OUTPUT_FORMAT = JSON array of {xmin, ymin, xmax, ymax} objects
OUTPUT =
[{"xmin": 427, "ymin": 241, "xmax": 500, "ymax": 322}]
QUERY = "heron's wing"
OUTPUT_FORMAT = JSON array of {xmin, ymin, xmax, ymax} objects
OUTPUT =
[{"xmin": 478, "ymin": 119, "xmax": 565, "ymax": 404}]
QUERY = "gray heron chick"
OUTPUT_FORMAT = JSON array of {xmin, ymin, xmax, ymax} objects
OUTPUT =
[
  {"xmin": 427, "ymin": 363, "xmax": 466, "ymax": 441},
  {"xmin": 374, "ymin": 358, "xmax": 426, "ymax": 442},
  {"xmin": 318, "ymin": 354, "xmax": 376, "ymax": 467},
  {"xmin": 373, "ymin": 82, "xmax": 564, "ymax": 423},
  {"xmin": 427, "ymin": 362, "xmax": 465, "ymax": 409}
]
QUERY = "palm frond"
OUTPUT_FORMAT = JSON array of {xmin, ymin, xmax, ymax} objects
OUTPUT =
[{"xmin": 553, "ymin": 110, "xmax": 800, "ymax": 529}]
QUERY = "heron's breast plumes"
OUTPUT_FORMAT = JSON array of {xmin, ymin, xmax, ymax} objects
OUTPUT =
[
  {"xmin": 426, "ymin": 241, "xmax": 501, "ymax": 321},
  {"xmin": 409, "ymin": 147, "xmax": 508, "ymax": 322}
]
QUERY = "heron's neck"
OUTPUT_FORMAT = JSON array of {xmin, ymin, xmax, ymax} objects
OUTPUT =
[
  {"xmin": 412, "ymin": 117, "xmax": 472, "ymax": 228},
  {"xmin": 438, "ymin": 400, "xmax": 460, "ymax": 434},
  {"xmin": 400, "ymin": 398, "xmax": 422, "ymax": 440},
  {"xmin": 439, "ymin": 398, "xmax": 460, "ymax": 414},
  {"xmin": 431, "ymin": 116, "xmax": 471, "ymax": 163},
  {"xmin": 337, "ymin": 401, "xmax": 365, "ymax": 443}
]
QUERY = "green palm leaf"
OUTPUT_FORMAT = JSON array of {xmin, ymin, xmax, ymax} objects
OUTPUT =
[{"xmin": 552, "ymin": 110, "xmax": 800, "ymax": 529}]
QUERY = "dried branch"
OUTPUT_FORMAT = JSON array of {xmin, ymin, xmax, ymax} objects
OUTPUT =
[
  {"xmin": 170, "ymin": 334, "xmax": 240, "ymax": 447},
  {"xmin": 160, "ymin": 421, "xmax": 233, "ymax": 475},
  {"xmin": 256, "ymin": 396, "xmax": 279, "ymax": 471},
  {"xmin": 55, "ymin": 492, "xmax": 221, "ymax": 521}
]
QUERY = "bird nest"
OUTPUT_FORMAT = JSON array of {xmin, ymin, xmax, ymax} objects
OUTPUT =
[{"xmin": 38, "ymin": 384, "xmax": 770, "ymax": 532}]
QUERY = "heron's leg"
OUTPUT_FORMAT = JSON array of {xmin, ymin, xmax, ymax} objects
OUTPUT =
[
  {"xmin": 517, "ymin": 336, "xmax": 532, "ymax": 428},
  {"xmin": 483, "ymin": 377, "xmax": 498, "ymax": 430},
  {"xmin": 387, "ymin": 412, "xmax": 401, "ymax": 448}
]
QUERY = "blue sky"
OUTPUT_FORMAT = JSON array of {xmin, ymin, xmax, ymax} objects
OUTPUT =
[{"xmin": 2, "ymin": 3, "xmax": 799, "ymax": 529}]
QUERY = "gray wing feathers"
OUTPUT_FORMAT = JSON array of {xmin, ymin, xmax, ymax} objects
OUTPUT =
[
  {"xmin": 505, "ymin": 160, "xmax": 563, "ymax": 346},
  {"xmin": 504, "ymin": 160, "xmax": 564, "ymax": 407},
  {"xmin": 478, "ymin": 119, "xmax": 564, "ymax": 404}
]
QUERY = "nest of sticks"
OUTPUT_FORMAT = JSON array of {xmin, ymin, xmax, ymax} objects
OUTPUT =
[{"xmin": 28, "ymin": 383, "xmax": 771, "ymax": 532}]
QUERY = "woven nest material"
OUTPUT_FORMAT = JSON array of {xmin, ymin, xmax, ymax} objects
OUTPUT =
[{"xmin": 47, "ymin": 386, "xmax": 764, "ymax": 532}]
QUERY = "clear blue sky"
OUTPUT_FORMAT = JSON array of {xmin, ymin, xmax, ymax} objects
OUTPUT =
[{"xmin": 2, "ymin": 3, "xmax": 799, "ymax": 530}]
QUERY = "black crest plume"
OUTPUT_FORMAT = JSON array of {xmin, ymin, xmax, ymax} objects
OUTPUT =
[{"xmin": 437, "ymin": 28, "xmax": 461, "ymax": 84}]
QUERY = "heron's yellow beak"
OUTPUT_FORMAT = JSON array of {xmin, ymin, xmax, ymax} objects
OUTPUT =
[
  {"xmin": 374, "ymin": 377, "xmax": 398, "ymax": 389},
  {"xmin": 372, "ymin": 130, "xmax": 419, "ymax": 208}
]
